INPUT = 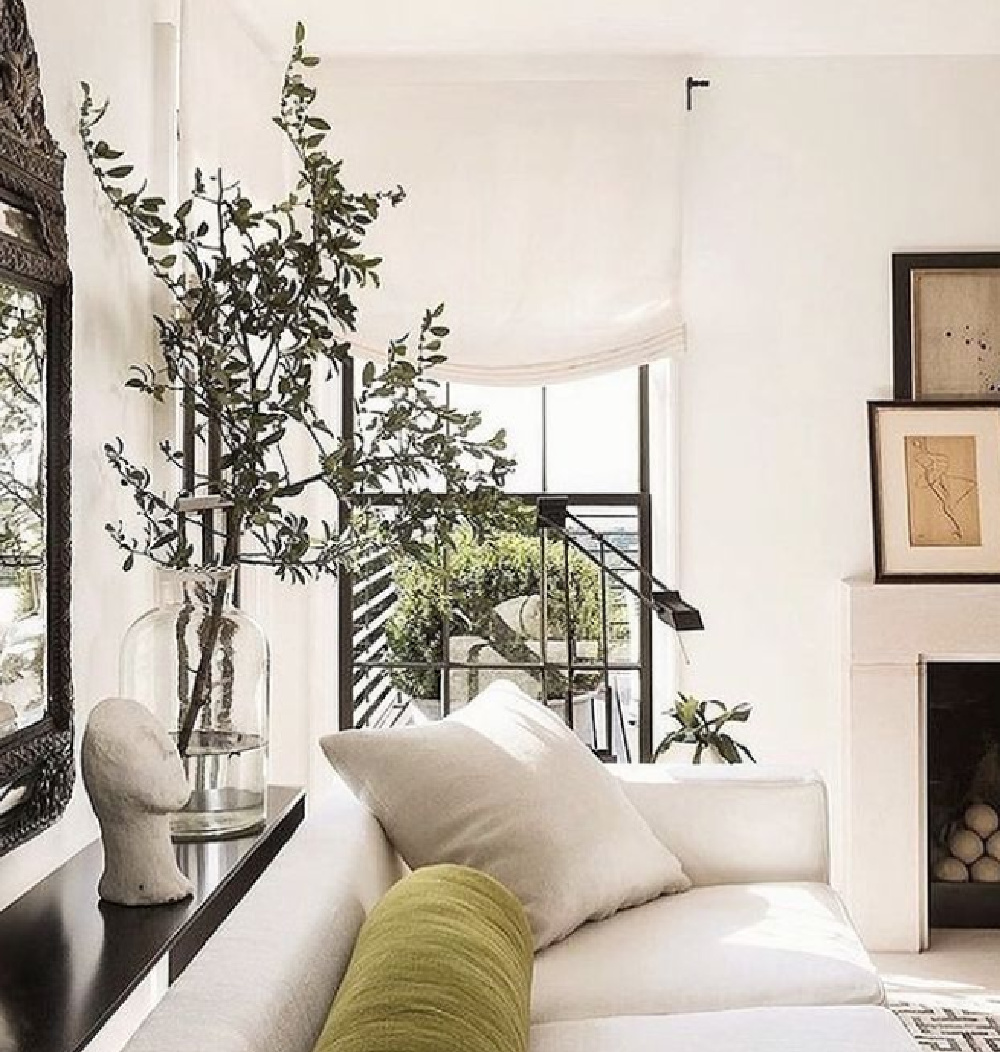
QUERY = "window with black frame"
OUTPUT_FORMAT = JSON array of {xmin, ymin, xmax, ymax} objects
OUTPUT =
[{"xmin": 339, "ymin": 366, "xmax": 655, "ymax": 762}]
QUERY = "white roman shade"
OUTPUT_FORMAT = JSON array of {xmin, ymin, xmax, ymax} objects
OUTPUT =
[{"xmin": 322, "ymin": 59, "xmax": 687, "ymax": 386}]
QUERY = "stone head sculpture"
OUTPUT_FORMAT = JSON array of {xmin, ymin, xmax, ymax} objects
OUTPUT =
[{"xmin": 82, "ymin": 697, "xmax": 194, "ymax": 906}]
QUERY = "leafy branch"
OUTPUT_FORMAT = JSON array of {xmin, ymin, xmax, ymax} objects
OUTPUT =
[
  {"xmin": 79, "ymin": 22, "xmax": 516, "ymax": 585},
  {"xmin": 80, "ymin": 23, "xmax": 518, "ymax": 751}
]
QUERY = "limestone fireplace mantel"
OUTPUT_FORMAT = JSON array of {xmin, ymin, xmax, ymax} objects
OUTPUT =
[{"xmin": 841, "ymin": 577, "xmax": 1000, "ymax": 952}]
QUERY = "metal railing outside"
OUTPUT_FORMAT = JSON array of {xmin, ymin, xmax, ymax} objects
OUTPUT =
[{"xmin": 340, "ymin": 494, "xmax": 654, "ymax": 761}]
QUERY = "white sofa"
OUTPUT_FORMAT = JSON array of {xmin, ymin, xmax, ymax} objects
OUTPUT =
[{"xmin": 120, "ymin": 765, "xmax": 918, "ymax": 1052}]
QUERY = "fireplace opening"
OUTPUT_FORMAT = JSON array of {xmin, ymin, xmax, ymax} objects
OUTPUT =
[{"xmin": 928, "ymin": 660, "xmax": 1000, "ymax": 927}]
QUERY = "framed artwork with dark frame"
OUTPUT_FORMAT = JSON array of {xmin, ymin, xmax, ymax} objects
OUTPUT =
[
  {"xmin": 892, "ymin": 252, "xmax": 1000, "ymax": 400},
  {"xmin": 869, "ymin": 401, "xmax": 1000, "ymax": 582}
]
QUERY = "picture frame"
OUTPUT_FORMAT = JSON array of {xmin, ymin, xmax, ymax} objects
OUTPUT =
[
  {"xmin": 869, "ymin": 401, "xmax": 1000, "ymax": 582},
  {"xmin": 892, "ymin": 252, "xmax": 1000, "ymax": 400}
]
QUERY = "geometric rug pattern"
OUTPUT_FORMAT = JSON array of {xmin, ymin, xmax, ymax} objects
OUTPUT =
[{"xmin": 894, "ymin": 1003, "xmax": 1000, "ymax": 1051}]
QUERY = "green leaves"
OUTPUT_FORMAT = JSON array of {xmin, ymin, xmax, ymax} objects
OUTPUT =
[
  {"xmin": 93, "ymin": 142, "xmax": 124, "ymax": 160},
  {"xmin": 385, "ymin": 516, "xmax": 621, "ymax": 698},
  {"xmin": 653, "ymin": 693, "xmax": 756, "ymax": 764},
  {"xmin": 81, "ymin": 19, "xmax": 516, "ymax": 582}
]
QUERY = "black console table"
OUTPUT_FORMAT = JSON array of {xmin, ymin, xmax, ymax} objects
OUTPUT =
[{"xmin": 0, "ymin": 785, "xmax": 305, "ymax": 1052}]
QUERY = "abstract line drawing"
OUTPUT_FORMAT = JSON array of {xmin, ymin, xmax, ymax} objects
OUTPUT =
[
  {"xmin": 914, "ymin": 269, "xmax": 1000, "ymax": 396},
  {"xmin": 904, "ymin": 435, "xmax": 981, "ymax": 547}
]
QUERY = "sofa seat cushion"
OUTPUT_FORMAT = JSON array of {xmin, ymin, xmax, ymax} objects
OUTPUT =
[
  {"xmin": 530, "ymin": 1007, "xmax": 916, "ymax": 1052},
  {"xmin": 531, "ymin": 882, "xmax": 883, "ymax": 1023}
]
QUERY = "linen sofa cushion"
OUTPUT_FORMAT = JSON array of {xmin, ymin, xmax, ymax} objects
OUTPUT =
[
  {"xmin": 314, "ymin": 864, "xmax": 533, "ymax": 1052},
  {"xmin": 320, "ymin": 679, "xmax": 689, "ymax": 949},
  {"xmin": 531, "ymin": 882, "xmax": 884, "ymax": 1023},
  {"xmin": 120, "ymin": 782, "xmax": 403, "ymax": 1052},
  {"xmin": 615, "ymin": 764, "xmax": 831, "ymax": 885},
  {"xmin": 530, "ymin": 1007, "xmax": 918, "ymax": 1052}
]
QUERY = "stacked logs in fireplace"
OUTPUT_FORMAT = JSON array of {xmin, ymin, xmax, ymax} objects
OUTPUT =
[{"xmin": 934, "ymin": 803, "xmax": 1000, "ymax": 883}]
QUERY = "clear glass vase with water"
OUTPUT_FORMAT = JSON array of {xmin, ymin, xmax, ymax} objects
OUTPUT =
[{"xmin": 120, "ymin": 567, "xmax": 270, "ymax": 840}]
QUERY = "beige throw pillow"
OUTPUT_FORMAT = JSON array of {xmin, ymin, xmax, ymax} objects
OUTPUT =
[{"xmin": 320, "ymin": 680, "xmax": 690, "ymax": 949}]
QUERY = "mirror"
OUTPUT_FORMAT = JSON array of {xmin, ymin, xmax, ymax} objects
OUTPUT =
[
  {"xmin": 0, "ymin": 1, "xmax": 74, "ymax": 856},
  {"xmin": 0, "ymin": 281, "xmax": 45, "ymax": 738}
]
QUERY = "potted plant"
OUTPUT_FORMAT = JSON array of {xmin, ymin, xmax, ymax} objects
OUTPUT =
[
  {"xmin": 80, "ymin": 25, "xmax": 516, "ymax": 838},
  {"xmin": 653, "ymin": 692, "xmax": 755, "ymax": 765}
]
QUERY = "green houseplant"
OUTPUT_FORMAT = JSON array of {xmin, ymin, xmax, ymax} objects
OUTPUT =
[
  {"xmin": 653, "ymin": 693, "xmax": 755, "ymax": 764},
  {"xmin": 80, "ymin": 25, "xmax": 515, "ymax": 837}
]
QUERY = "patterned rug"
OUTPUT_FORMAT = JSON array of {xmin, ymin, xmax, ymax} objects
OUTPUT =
[{"xmin": 894, "ymin": 1002, "xmax": 1000, "ymax": 1050}]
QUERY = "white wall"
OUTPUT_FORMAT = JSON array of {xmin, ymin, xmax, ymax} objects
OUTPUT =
[
  {"xmin": 0, "ymin": 0, "xmax": 162, "ymax": 907},
  {"xmin": 178, "ymin": 3, "xmax": 338, "ymax": 796},
  {"xmin": 678, "ymin": 57, "xmax": 1000, "ymax": 873},
  {"xmin": 179, "ymin": 1, "xmax": 288, "ymax": 205}
]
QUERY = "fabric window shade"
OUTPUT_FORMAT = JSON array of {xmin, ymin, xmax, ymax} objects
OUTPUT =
[{"xmin": 322, "ymin": 60, "xmax": 687, "ymax": 386}]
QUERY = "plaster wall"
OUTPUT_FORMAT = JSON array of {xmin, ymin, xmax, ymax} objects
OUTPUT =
[
  {"xmin": 179, "ymin": 3, "xmax": 337, "ymax": 798},
  {"xmin": 678, "ymin": 57, "xmax": 1000, "ymax": 887},
  {"xmin": 0, "ymin": 0, "xmax": 163, "ymax": 910}
]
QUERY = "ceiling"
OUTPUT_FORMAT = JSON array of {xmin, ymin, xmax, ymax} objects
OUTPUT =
[{"xmin": 227, "ymin": 0, "xmax": 1000, "ymax": 59}]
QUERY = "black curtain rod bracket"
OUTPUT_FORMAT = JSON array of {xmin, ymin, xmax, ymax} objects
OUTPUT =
[{"xmin": 686, "ymin": 76, "xmax": 711, "ymax": 112}]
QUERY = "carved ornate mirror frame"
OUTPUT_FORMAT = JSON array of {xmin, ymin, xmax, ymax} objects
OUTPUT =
[{"xmin": 0, "ymin": 0, "xmax": 74, "ymax": 855}]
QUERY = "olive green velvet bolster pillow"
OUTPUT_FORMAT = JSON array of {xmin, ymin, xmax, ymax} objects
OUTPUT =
[{"xmin": 313, "ymin": 864, "xmax": 534, "ymax": 1052}]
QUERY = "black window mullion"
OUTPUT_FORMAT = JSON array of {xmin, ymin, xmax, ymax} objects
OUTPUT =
[
  {"xmin": 600, "ymin": 534, "xmax": 611, "ymax": 754},
  {"xmin": 441, "ymin": 540, "xmax": 451, "ymax": 718},
  {"xmin": 563, "ymin": 531, "xmax": 574, "ymax": 731}
]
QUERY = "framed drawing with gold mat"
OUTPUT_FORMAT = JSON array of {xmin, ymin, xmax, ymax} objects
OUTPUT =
[{"xmin": 868, "ymin": 401, "xmax": 1000, "ymax": 582}]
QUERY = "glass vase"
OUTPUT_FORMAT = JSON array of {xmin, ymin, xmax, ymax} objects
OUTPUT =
[{"xmin": 120, "ymin": 567, "xmax": 270, "ymax": 840}]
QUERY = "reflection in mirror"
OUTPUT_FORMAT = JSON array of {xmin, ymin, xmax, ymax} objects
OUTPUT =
[
  {"xmin": 0, "ymin": 780, "xmax": 27, "ymax": 816},
  {"xmin": 0, "ymin": 200, "xmax": 41, "ymax": 249},
  {"xmin": 0, "ymin": 283, "xmax": 45, "ymax": 739}
]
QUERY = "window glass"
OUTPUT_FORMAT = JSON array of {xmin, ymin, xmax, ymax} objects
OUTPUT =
[
  {"xmin": 447, "ymin": 383, "xmax": 543, "ymax": 492},
  {"xmin": 545, "ymin": 368, "xmax": 638, "ymax": 492},
  {"xmin": 346, "ymin": 367, "xmax": 648, "ymax": 762},
  {"xmin": 562, "ymin": 506, "xmax": 641, "ymax": 667}
]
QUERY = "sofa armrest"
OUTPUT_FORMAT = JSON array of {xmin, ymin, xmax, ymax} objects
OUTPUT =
[
  {"xmin": 613, "ymin": 764, "xmax": 830, "ymax": 887},
  {"xmin": 121, "ymin": 780, "xmax": 404, "ymax": 1052}
]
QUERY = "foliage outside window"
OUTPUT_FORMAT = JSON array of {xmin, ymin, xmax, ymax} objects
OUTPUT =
[{"xmin": 385, "ymin": 517, "xmax": 625, "ymax": 700}]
